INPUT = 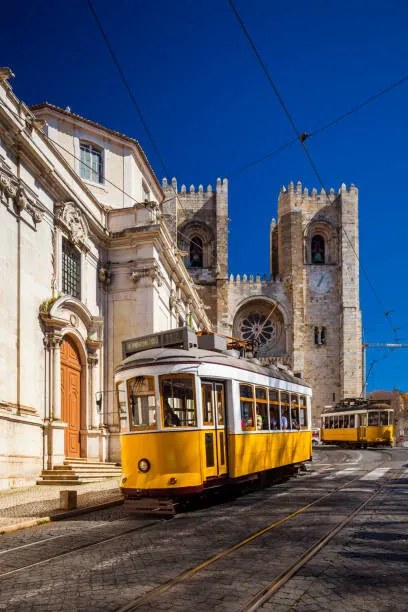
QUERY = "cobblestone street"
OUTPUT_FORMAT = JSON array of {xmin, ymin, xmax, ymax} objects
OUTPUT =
[{"xmin": 0, "ymin": 447, "xmax": 407, "ymax": 611}]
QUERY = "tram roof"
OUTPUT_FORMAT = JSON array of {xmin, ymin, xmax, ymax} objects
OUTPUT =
[{"xmin": 116, "ymin": 347, "xmax": 310, "ymax": 387}]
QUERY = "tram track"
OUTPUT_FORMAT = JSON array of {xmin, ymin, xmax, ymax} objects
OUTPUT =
[
  {"xmin": 117, "ymin": 464, "xmax": 395, "ymax": 612},
  {"xmin": 0, "ymin": 518, "xmax": 161, "ymax": 580},
  {"xmin": 0, "ymin": 457, "xmax": 397, "ymax": 603}
]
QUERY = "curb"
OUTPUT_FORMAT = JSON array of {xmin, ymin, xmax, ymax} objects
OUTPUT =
[
  {"xmin": 0, "ymin": 516, "xmax": 51, "ymax": 535},
  {"xmin": 0, "ymin": 497, "xmax": 124, "ymax": 534},
  {"xmin": 50, "ymin": 496, "xmax": 124, "ymax": 520}
]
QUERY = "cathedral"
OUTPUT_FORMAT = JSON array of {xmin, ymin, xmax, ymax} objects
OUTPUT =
[
  {"xmin": 163, "ymin": 177, "xmax": 362, "ymax": 424},
  {"xmin": 0, "ymin": 68, "xmax": 361, "ymax": 488}
]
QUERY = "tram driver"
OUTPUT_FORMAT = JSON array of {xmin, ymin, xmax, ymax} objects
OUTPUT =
[{"xmin": 164, "ymin": 401, "xmax": 181, "ymax": 427}]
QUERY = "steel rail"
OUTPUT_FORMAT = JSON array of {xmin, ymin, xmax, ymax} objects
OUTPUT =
[
  {"xmin": 241, "ymin": 482, "xmax": 388, "ymax": 611},
  {"xmin": 116, "ymin": 465, "xmax": 387, "ymax": 612},
  {"xmin": 0, "ymin": 519, "xmax": 161, "ymax": 580}
]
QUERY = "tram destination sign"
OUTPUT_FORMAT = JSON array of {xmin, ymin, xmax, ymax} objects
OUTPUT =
[{"xmin": 122, "ymin": 327, "xmax": 197, "ymax": 358}]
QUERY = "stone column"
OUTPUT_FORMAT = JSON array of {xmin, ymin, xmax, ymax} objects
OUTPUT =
[
  {"xmin": 53, "ymin": 336, "xmax": 63, "ymax": 421},
  {"xmin": 87, "ymin": 353, "xmax": 99, "ymax": 429},
  {"xmin": 43, "ymin": 333, "xmax": 63, "ymax": 421}
]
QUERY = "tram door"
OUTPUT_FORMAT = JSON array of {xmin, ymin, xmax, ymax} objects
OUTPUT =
[
  {"xmin": 358, "ymin": 413, "xmax": 367, "ymax": 443},
  {"xmin": 201, "ymin": 382, "xmax": 227, "ymax": 479}
]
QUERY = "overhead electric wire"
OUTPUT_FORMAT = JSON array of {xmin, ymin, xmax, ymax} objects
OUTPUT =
[
  {"xmin": 0, "ymin": 98, "xmax": 200, "ymax": 253},
  {"xmin": 228, "ymin": 0, "xmax": 399, "ymax": 340},
  {"xmin": 86, "ymin": 0, "xmax": 203, "ymax": 253},
  {"xmin": 229, "ymin": 73, "xmax": 408, "ymax": 177}
]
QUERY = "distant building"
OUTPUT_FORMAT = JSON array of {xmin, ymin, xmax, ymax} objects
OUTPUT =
[
  {"xmin": 0, "ymin": 72, "xmax": 209, "ymax": 489},
  {"xmin": 164, "ymin": 179, "xmax": 363, "ymax": 425}
]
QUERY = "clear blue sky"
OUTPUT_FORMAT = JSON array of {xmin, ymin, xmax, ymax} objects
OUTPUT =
[{"xmin": 2, "ymin": 0, "xmax": 407, "ymax": 392}]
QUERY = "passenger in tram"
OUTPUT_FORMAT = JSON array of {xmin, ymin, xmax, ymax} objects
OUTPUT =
[
  {"xmin": 291, "ymin": 419, "xmax": 300, "ymax": 430},
  {"xmin": 164, "ymin": 401, "xmax": 181, "ymax": 427},
  {"xmin": 281, "ymin": 413, "xmax": 288, "ymax": 430},
  {"xmin": 270, "ymin": 415, "xmax": 278, "ymax": 429}
]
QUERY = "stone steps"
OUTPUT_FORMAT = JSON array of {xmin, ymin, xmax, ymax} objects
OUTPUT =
[{"xmin": 37, "ymin": 459, "xmax": 122, "ymax": 485}]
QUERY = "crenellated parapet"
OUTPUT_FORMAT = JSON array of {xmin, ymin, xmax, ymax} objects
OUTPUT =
[
  {"xmin": 278, "ymin": 181, "xmax": 358, "ymax": 216},
  {"xmin": 228, "ymin": 274, "xmax": 281, "ymax": 285},
  {"xmin": 162, "ymin": 177, "xmax": 228, "ymax": 196}
]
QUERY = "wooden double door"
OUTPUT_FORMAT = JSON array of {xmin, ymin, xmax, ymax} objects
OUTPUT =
[{"xmin": 61, "ymin": 337, "xmax": 82, "ymax": 458}]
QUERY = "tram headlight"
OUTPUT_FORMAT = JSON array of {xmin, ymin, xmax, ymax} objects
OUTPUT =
[{"xmin": 138, "ymin": 458, "xmax": 151, "ymax": 473}]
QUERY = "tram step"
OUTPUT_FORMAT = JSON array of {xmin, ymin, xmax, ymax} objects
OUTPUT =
[{"xmin": 124, "ymin": 497, "xmax": 177, "ymax": 515}]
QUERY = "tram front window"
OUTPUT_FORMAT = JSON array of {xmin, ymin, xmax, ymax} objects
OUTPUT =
[
  {"xmin": 127, "ymin": 376, "xmax": 157, "ymax": 430},
  {"xmin": 160, "ymin": 375, "xmax": 197, "ymax": 427},
  {"xmin": 379, "ymin": 411, "xmax": 389, "ymax": 426}
]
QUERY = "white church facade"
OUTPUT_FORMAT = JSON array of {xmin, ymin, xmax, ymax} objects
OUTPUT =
[{"xmin": 0, "ymin": 70, "xmax": 209, "ymax": 489}]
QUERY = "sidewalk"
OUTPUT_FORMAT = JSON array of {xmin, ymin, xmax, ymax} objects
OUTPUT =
[{"xmin": 0, "ymin": 478, "xmax": 123, "ymax": 534}]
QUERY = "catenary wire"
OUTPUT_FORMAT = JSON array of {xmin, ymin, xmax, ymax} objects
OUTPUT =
[
  {"xmin": 228, "ymin": 0, "xmax": 398, "ymax": 340},
  {"xmin": 86, "ymin": 0, "xmax": 203, "ymax": 250},
  {"xmin": 0, "ymin": 98, "xmax": 203, "ymax": 253}
]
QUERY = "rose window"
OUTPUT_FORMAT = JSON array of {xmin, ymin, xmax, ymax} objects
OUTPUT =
[{"xmin": 240, "ymin": 313, "xmax": 277, "ymax": 346}]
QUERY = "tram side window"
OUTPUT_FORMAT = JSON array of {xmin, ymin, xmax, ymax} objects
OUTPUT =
[
  {"xmin": 256, "ymin": 387, "xmax": 269, "ymax": 430},
  {"xmin": 349, "ymin": 414, "xmax": 355, "ymax": 428},
  {"xmin": 240, "ymin": 384, "xmax": 255, "ymax": 430},
  {"xmin": 299, "ymin": 396, "xmax": 307, "ymax": 428},
  {"xmin": 343, "ymin": 414, "xmax": 349, "ymax": 428},
  {"xmin": 202, "ymin": 383, "xmax": 214, "ymax": 425},
  {"xmin": 127, "ymin": 376, "xmax": 157, "ymax": 430},
  {"xmin": 269, "ymin": 390, "xmax": 280, "ymax": 430},
  {"xmin": 160, "ymin": 375, "xmax": 197, "ymax": 427},
  {"xmin": 290, "ymin": 394, "xmax": 300, "ymax": 430},
  {"xmin": 338, "ymin": 415, "xmax": 344, "ymax": 428},
  {"xmin": 280, "ymin": 392, "xmax": 290, "ymax": 430},
  {"xmin": 116, "ymin": 381, "xmax": 127, "ymax": 431},
  {"xmin": 368, "ymin": 412, "xmax": 379, "ymax": 426}
]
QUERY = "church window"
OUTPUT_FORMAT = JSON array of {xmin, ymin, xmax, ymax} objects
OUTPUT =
[
  {"xmin": 189, "ymin": 236, "xmax": 203, "ymax": 268},
  {"xmin": 311, "ymin": 235, "xmax": 325, "ymax": 264},
  {"xmin": 314, "ymin": 326, "xmax": 326, "ymax": 346},
  {"xmin": 80, "ymin": 142, "xmax": 103, "ymax": 184},
  {"xmin": 62, "ymin": 238, "xmax": 81, "ymax": 299}
]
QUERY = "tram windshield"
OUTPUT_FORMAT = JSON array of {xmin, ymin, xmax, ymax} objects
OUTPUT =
[
  {"xmin": 160, "ymin": 375, "xmax": 197, "ymax": 427},
  {"xmin": 368, "ymin": 411, "xmax": 391, "ymax": 426}
]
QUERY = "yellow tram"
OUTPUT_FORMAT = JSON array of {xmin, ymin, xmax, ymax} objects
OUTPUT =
[
  {"xmin": 321, "ymin": 399, "xmax": 394, "ymax": 448},
  {"xmin": 115, "ymin": 327, "xmax": 312, "ymax": 513}
]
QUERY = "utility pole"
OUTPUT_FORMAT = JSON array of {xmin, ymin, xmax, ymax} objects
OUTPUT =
[{"xmin": 362, "ymin": 343, "xmax": 408, "ymax": 398}]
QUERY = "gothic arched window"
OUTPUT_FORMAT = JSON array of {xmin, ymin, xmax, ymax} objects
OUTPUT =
[
  {"xmin": 311, "ymin": 235, "xmax": 325, "ymax": 264},
  {"xmin": 189, "ymin": 236, "xmax": 203, "ymax": 268}
]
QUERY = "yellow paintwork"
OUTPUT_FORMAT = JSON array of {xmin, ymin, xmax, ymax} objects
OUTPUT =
[
  {"xmin": 321, "ymin": 425, "xmax": 393, "ymax": 445},
  {"xmin": 322, "ymin": 428, "xmax": 359, "ymax": 443},
  {"xmin": 228, "ymin": 431, "xmax": 312, "ymax": 478},
  {"xmin": 121, "ymin": 430, "xmax": 204, "ymax": 491},
  {"xmin": 121, "ymin": 429, "xmax": 312, "ymax": 493}
]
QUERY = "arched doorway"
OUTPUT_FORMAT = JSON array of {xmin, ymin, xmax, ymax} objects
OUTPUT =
[{"xmin": 61, "ymin": 336, "xmax": 82, "ymax": 458}]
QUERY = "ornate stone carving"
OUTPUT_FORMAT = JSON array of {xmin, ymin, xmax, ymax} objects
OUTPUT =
[
  {"xmin": 131, "ymin": 263, "xmax": 163, "ymax": 287},
  {"xmin": 55, "ymin": 201, "xmax": 88, "ymax": 247},
  {"xmin": 43, "ymin": 333, "xmax": 63, "ymax": 350},
  {"xmin": 0, "ymin": 168, "xmax": 43, "ymax": 224}
]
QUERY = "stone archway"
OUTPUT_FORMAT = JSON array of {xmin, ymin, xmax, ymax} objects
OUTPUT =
[{"xmin": 61, "ymin": 336, "xmax": 82, "ymax": 458}]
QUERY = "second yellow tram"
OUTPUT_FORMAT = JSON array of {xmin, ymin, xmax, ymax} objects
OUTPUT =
[{"xmin": 321, "ymin": 399, "xmax": 394, "ymax": 448}]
